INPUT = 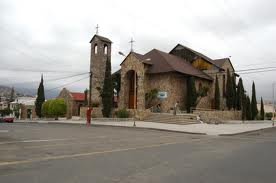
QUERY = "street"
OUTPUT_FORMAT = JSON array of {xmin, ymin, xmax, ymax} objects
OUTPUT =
[{"xmin": 0, "ymin": 122, "xmax": 276, "ymax": 183}]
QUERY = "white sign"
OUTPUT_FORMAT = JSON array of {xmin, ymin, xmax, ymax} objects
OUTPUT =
[{"xmin": 157, "ymin": 91, "xmax": 168, "ymax": 99}]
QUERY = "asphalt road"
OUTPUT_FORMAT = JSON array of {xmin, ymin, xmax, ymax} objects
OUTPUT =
[{"xmin": 0, "ymin": 122, "xmax": 276, "ymax": 183}]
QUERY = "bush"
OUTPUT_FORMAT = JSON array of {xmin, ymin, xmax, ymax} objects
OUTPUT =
[
  {"xmin": 115, "ymin": 108, "xmax": 129, "ymax": 118},
  {"xmin": 265, "ymin": 112, "xmax": 273, "ymax": 120},
  {"xmin": 42, "ymin": 99, "xmax": 67, "ymax": 118},
  {"xmin": 92, "ymin": 102, "xmax": 100, "ymax": 107},
  {"xmin": 0, "ymin": 108, "xmax": 12, "ymax": 116},
  {"xmin": 42, "ymin": 99, "xmax": 52, "ymax": 117}
]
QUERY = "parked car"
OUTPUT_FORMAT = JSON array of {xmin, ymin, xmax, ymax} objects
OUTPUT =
[{"xmin": 0, "ymin": 116, "xmax": 14, "ymax": 123}]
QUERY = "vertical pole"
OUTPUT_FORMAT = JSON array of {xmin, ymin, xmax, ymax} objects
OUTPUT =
[
  {"xmin": 133, "ymin": 70, "xmax": 136, "ymax": 127},
  {"xmin": 89, "ymin": 71, "xmax": 92, "ymax": 108},
  {"xmin": 272, "ymin": 83, "xmax": 276, "ymax": 126}
]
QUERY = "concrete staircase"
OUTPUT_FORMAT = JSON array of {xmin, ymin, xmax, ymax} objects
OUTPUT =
[{"xmin": 143, "ymin": 113, "xmax": 199, "ymax": 125}]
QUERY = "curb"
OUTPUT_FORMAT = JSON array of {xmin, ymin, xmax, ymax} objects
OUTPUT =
[
  {"xmin": 91, "ymin": 123, "xmax": 207, "ymax": 135},
  {"xmin": 219, "ymin": 126, "xmax": 276, "ymax": 136}
]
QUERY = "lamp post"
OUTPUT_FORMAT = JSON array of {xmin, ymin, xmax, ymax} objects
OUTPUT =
[{"xmin": 273, "ymin": 82, "xmax": 276, "ymax": 126}]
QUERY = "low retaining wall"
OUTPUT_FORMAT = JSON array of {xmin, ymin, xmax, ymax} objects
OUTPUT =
[
  {"xmin": 80, "ymin": 107, "xmax": 103, "ymax": 118},
  {"xmin": 194, "ymin": 110, "xmax": 242, "ymax": 123}
]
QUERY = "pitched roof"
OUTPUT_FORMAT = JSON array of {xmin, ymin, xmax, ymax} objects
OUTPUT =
[
  {"xmin": 143, "ymin": 49, "xmax": 213, "ymax": 81},
  {"xmin": 70, "ymin": 92, "xmax": 85, "ymax": 101},
  {"xmin": 89, "ymin": 34, "xmax": 112, "ymax": 43},
  {"xmin": 170, "ymin": 44, "xmax": 222, "ymax": 70}
]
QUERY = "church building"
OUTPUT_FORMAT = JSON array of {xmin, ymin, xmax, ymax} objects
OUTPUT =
[{"xmin": 89, "ymin": 33, "xmax": 237, "ymax": 115}]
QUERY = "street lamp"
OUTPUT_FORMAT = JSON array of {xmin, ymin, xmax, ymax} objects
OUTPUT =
[{"xmin": 273, "ymin": 82, "xmax": 276, "ymax": 126}]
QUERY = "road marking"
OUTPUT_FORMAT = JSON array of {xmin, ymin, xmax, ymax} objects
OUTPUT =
[
  {"xmin": 0, "ymin": 138, "xmax": 78, "ymax": 145},
  {"xmin": 0, "ymin": 141, "xmax": 186, "ymax": 166},
  {"xmin": 0, "ymin": 130, "xmax": 8, "ymax": 133}
]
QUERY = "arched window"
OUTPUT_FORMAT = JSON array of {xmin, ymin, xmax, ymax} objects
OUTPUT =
[
  {"xmin": 94, "ymin": 44, "xmax": 98, "ymax": 54},
  {"xmin": 199, "ymin": 83, "xmax": 202, "ymax": 90},
  {"xmin": 104, "ymin": 44, "xmax": 108, "ymax": 55}
]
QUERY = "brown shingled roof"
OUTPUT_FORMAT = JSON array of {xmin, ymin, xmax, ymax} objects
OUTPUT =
[
  {"xmin": 170, "ymin": 44, "xmax": 222, "ymax": 70},
  {"xmin": 144, "ymin": 49, "xmax": 213, "ymax": 81},
  {"xmin": 89, "ymin": 34, "xmax": 112, "ymax": 43}
]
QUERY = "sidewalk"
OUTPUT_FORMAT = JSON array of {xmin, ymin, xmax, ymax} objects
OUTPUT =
[{"xmin": 15, "ymin": 119, "xmax": 276, "ymax": 136}]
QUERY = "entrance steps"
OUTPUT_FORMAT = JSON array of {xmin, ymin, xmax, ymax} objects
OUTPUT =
[{"xmin": 143, "ymin": 113, "xmax": 199, "ymax": 125}]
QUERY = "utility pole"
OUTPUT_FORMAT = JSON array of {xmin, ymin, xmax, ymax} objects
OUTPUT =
[
  {"xmin": 89, "ymin": 71, "xmax": 92, "ymax": 108},
  {"xmin": 273, "ymin": 82, "xmax": 275, "ymax": 126}
]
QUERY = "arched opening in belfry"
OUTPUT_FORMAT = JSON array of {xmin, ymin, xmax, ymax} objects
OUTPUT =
[
  {"xmin": 104, "ymin": 44, "xmax": 108, "ymax": 55},
  {"xmin": 125, "ymin": 70, "xmax": 138, "ymax": 109},
  {"xmin": 94, "ymin": 44, "xmax": 98, "ymax": 54}
]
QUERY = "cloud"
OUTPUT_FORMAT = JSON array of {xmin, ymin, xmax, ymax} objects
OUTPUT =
[{"xmin": 0, "ymin": 0, "xmax": 275, "ymax": 100}]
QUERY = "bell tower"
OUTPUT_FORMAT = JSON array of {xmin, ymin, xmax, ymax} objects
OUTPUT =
[{"xmin": 89, "ymin": 33, "xmax": 112, "ymax": 106}]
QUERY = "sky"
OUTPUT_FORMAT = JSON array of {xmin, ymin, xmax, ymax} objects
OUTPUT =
[{"xmin": 0, "ymin": 0, "xmax": 276, "ymax": 101}]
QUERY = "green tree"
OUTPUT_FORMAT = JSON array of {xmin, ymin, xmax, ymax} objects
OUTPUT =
[
  {"xmin": 42, "ymin": 99, "xmax": 52, "ymax": 117},
  {"xmin": 226, "ymin": 69, "xmax": 234, "ymax": 110},
  {"xmin": 232, "ymin": 75, "xmax": 237, "ymax": 110},
  {"xmin": 112, "ymin": 72, "xmax": 121, "ymax": 95},
  {"xmin": 186, "ymin": 76, "xmax": 197, "ymax": 113},
  {"xmin": 246, "ymin": 96, "xmax": 252, "ymax": 120},
  {"xmin": 101, "ymin": 57, "xmax": 113, "ymax": 117},
  {"xmin": 214, "ymin": 75, "xmax": 220, "ymax": 110},
  {"xmin": 260, "ymin": 97, "xmax": 265, "ymax": 120},
  {"xmin": 84, "ymin": 89, "xmax": 88, "ymax": 106},
  {"xmin": 236, "ymin": 78, "xmax": 244, "ymax": 110},
  {"xmin": 9, "ymin": 87, "xmax": 15, "ymax": 102},
  {"xmin": 35, "ymin": 75, "xmax": 45, "ymax": 118},
  {"xmin": 241, "ymin": 93, "xmax": 247, "ymax": 121},
  {"xmin": 251, "ymin": 82, "xmax": 258, "ymax": 120},
  {"xmin": 49, "ymin": 99, "xmax": 67, "ymax": 119}
]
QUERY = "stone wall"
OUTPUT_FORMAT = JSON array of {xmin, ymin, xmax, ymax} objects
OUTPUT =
[
  {"xmin": 144, "ymin": 72, "xmax": 187, "ymax": 112},
  {"xmin": 194, "ymin": 110, "xmax": 242, "ymax": 123},
  {"xmin": 119, "ymin": 53, "xmax": 146, "ymax": 110},
  {"xmin": 90, "ymin": 36, "xmax": 112, "ymax": 106},
  {"xmin": 80, "ymin": 107, "xmax": 103, "ymax": 118},
  {"xmin": 57, "ymin": 88, "xmax": 73, "ymax": 119}
]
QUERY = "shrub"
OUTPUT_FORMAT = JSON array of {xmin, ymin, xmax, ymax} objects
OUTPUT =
[
  {"xmin": 115, "ymin": 108, "xmax": 129, "ymax": 118},
  {"xmin": 42, "ymin": 99, "xmax": 67, "ymax": 118},
  {"xmin": 265, "ymin": 112, "xmax": 273, "ymax": 120},
  {"xmin": 92, "ymin": 102, "xmax": 100, "ymax": 107},
  {"xmin": 42, "ymin": 99, "xmax": 52, "ymax": 117}
]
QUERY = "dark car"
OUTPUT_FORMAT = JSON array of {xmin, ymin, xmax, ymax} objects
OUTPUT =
[{"xmin": 0, "ymin": 116, "xmax": 14, "ymax": 123}]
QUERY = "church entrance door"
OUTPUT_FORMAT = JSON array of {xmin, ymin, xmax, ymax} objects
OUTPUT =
[{"xmin": 127, "ymin": 70, "xmax": 137, "ymax": 109}]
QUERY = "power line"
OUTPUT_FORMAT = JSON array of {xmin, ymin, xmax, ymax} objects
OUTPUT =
[{"xmin": 46, "ymin": 76, "xmax": 89, "ymax": 92}]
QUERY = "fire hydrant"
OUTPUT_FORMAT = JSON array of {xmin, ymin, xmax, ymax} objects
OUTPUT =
[{"xmin": 86, "ymin": 107, "xmax": 92, "ymax": 126}]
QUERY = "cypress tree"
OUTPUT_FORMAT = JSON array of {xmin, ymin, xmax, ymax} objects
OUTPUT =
[
  {"xmin": 84, "ymin": 89, "xmax": 88, "ymax": 106},
  {"xmin": 186, "ymin": 77, "xmax": 197, "ymax": 113},
  {"xmin": 35, "ymin": 75, "xmax": 45, "ymax": 118},
  {"xmin": 214, "ymin": 75, "xmax": 220, "ymax": 110},
  {"xmin": 246, "ymin": 96, "xmax": 252, "ymax": 120},
  {"xmin": 226, "ymin": 69, "xmax": 234, "ymax": 110},
  {"xmin": 260, "ymin": 97, "xmax": 265, "ymax": 120},
  {"xmin": 236, "ymin": 78, "xmax": 244, "ymax": 110},
  {"xmin": 241, "ymin": 93, "xmax": 247, "ymax": 121},
  {"xmin": 101, "ymin": 57, "xmax": 113, "ymax": 117},
  {"xmin": 251, "ymin": 82, "xmax": 258, "ymax": 120},
  {"xmin": 232, "ymin": 75, "xmax": 237, "ymax": 110},
  {"xmin": 9, "ymin": 87, "xmax": 15, "ymax": 102}
]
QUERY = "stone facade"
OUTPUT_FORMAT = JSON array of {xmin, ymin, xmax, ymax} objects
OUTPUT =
[
  {"xmin": 194, "ymin": 110, "xmax": 242, "ymax": 122},
  {"xmin": 20, "ymin": 104, "xmax": 36, "ymax": 120},
  {"xmin": 58, "ymin": 88, "xmax": 85, "ymax": 119},
  {"xmin": 119, "ymin": 53, "xmax": 146, "ymax": 111},
  {"xmin": 90, "ymin": 36, "xmax": 112, "ymax": 106}
]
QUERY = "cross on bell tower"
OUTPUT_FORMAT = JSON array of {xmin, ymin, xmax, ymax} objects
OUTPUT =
[
  {"xmin": 129, "ymin": 37, "xmax": 135, "ymax": 52},
  {"xmin": 95, "ymin": 24, "xmax": 99, "ymax": 35}
]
